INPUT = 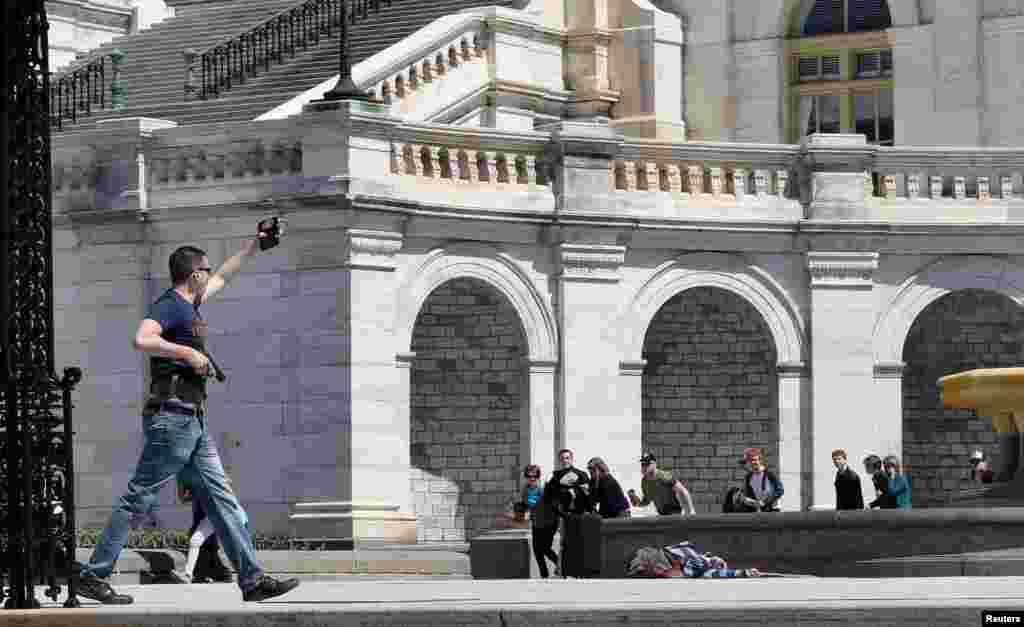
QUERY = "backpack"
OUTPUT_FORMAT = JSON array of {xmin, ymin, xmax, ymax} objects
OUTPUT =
[{"xmin": 626, "ymin": 546, "xmax": 675, "ymax": 578}]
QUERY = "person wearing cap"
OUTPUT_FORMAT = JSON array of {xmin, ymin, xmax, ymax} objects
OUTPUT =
[
  {"xmin": 970, "ymin": 450, "xmax": 995, "ymax": 484},
  {"xmin": 586, "ymin": 457, "xmax": 631, "ymax": 519},
  {"xmin": 627, "ymin": 452, "xmax": 696, "ymax": 516},
  {"xmin": 739, "ymin": 448, "xmax": 784, "ymax": 512}
]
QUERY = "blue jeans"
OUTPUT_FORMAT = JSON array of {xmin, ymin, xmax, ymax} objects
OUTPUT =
[{"xmin": 80, "ymin": 408, "xmax": 263, "ymax": 591}]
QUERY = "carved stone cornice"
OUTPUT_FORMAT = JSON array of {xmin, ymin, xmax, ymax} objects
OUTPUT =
[
  {"xmin": 619, "ymin": 360, "xmax": 647, "ymax": 376},
  {"xmin": 873, "ymin": 362, "xmax": 905, "ymax": 380},
  {"xmin": 559, "ymin": 243, "xmax": 626, "ymax": 283},
  {"xmin": 807, "ymin": 251, "xmax": 879, "ymax": 289},
  {"xmin": 346, "ymin": 229, "xmax": 403, "ymax": 271},
  {"xmin": 776, "ymin": 361, "xmax": 809, "ymax": 380}
]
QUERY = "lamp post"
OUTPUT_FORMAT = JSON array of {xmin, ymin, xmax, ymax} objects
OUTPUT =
[{"xmin": 322, "ymin": 0, "xmax": 388, "ymax": 101}]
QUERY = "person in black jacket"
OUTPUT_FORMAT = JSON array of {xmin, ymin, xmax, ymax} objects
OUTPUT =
[
  {"xmin": 548, "ymin": 448, "xmax": 592, "ymax": 517},
  {"xmin": 586, "ymin": 457, "xmax": 631, "ymax": 519},
  {"xmin": 833, "ymin": 449, "xmax": 864, "ymax": 510},
  {"xmin": 863, "ymin": 454, "xmax": 891, "ymax": 509}
]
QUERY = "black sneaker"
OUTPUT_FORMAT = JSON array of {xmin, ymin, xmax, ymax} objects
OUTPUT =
[
  {"xmin": 75, "ymin": 575, "xmax": 133, "ymax": 605},
  {"xmin": 242, "ymin": 576, "xmax": 300, "ymax": 602}
]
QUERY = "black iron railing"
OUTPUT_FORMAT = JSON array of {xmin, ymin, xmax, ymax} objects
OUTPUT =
[
  {"xmin": 189, "ymin": 0, "xmax": 389, "ymax": 100},
  {"xmin": 49, "ymin": 58, "xmax": 105, "ymax": 131}
]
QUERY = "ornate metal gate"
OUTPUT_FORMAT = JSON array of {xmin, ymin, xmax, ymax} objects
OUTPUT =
[{"xmin": 1, "ymin": 0, "xmax": 83, "ymax": 609}]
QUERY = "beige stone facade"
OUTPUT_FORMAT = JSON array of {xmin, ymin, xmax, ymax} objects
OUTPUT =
[{"xmin": 50, "ymin": 0, "xmax": 1024, "ymax": 545}]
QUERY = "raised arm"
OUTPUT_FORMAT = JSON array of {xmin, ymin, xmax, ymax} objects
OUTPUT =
[{"xmin": 201, "ymin": 236, "xmax": 262, "ymax": 303}]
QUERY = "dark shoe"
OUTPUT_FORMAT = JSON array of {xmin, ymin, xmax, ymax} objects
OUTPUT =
[
  {"xmin": 75, "ymin": 575, "xmax": 133, "ymax": 605},
  {"xmin": 197, "ymin": 543, "xmax": 234, "ymax": 583},
  {"xmin": 242, "ymin": 576, "xmax": 300, "ymax": 602}
]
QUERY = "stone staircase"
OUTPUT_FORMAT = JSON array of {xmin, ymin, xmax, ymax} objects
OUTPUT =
[{"xmin": 53, "ymin": 0, "xmax": 512, "ymax": 133}]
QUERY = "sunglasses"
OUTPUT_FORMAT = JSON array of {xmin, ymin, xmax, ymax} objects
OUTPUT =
[
  {"xmin": 527, "ymin": 475, "xmax": 540, "ymax": 479},
  {"xmin": 195, "ymin": 266, "xmax": 212, "ymax": 274}
]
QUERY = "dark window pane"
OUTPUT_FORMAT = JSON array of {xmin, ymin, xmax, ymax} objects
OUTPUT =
[
  {"xmin": 819, "ymin": 95, "xmax": 841, "ymax": 133},
  {"xmin": 854, "ymin": 93, "xmax": 877, "ymax": 142},
  {"xmin": 799, "ymin": 56, "xmax": 820, "ymax": 80},
  {"xmin": 857, "ymin": 52, "xmax": 880, "ymax": 77},
  {"xmin": 803, "ymin": 0, "xmax": 844, "ymax": 35},
  {"xmin": 881, "ymin": 49, "xmax": 893, "ymax": 75},
  {"xmin": 849, "ymin": 0, "xmax": 892, "ymax": 32},
  {"xmin": 822, "ymin": 55, "xmax": 842, "ymax": 79},
  {"xmin": 877, "ymin": 88, "xmax": 894, "ymax": 145},
  {"xmin": 803, "ymin": 96, "xmax": 818, "ymax": 135}
]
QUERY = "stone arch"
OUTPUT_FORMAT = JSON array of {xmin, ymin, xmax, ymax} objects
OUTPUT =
[
  {"xmin": 873, "ymin": 255, "xmax": 1024, "ymax": 365},
  {"xmin": 396, "ymin": 247, "xmax": 558, "ymax": 363},
  {"xmin": 621, "ymin": 252, "xmax": 805, "ymax": 366}
]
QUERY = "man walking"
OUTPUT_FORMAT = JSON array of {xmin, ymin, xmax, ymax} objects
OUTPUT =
[
  {"xmin": 75, "ymin": 233, "xmax": 299, "ymax": 604},
  {"xmin": 833, "ymin": 449, "xmax": 864, "ymax": 510},
  {"xmin": 627, "ymin": 452, "xmax": 696, "ymax": 516}
]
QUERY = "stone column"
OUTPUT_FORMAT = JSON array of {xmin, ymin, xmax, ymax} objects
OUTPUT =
[
  {"xmin": 526, "ymin": 359, "xmax": 558, "ymax": 473},
  {"xmin": 557, "ymin": 243, "xmax": 639, "ymax": 494},
  {"xmin": 288, "ymin": 228, "xmax": 417, "ymax": 548},
  {"xmin": 563, "ymin": 0, "xmax": 618, "ymax": 120},
  {"xmin": 777, "ymin": 362, "xmax": 809, "ymax": 511},
  {"xmin": 806, "ymin": 251, "xmax": 882, "ymax": 510},
  {"xmin": 89, "ymin": 117, "xmax": 178, "ymax": 214},
  {"xmin": 873, "ymin": 362, "xmax": 905, "ymax": 467}
]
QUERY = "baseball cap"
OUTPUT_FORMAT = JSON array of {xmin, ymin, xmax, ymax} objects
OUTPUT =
[{"xmin": 640, "ymin": 452, "xmax": 656, "ymax": 464}]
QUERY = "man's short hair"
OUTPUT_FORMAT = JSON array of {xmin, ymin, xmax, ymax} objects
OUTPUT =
[
  {"xmin": 831, "ymin": 449, "xmax": 847, "ymax": 459},
  {"xmin": 557, "ymin": 448, "xmax": 573, "ymax": 459},
  {"xmin": 169, "ymin": 246, "xmax": 208, "ymax": 285}
]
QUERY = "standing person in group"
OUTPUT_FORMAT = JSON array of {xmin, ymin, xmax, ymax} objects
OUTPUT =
[
  {"xmin": 74, "ymin": 232, "xmax": 300, "ymax": 605},
  {"xmin": 548, "ymin": 449, "xmax": 592, "ymax": 517},
  {"xmin": 863, "ymin": 454, "xmax": 890, "ymax": 509},
  {"xmin": 883, "ymin": 455, "xmax": 912, "ymax": 509},
  {"xmin": 586, "ymin": 457, "xmax": 631, "ymax": 519},
  {"xmin": 627, "ymin": 452, "xmax": 696, "ymax": 516},
  {"xmin": 738, "ymin": 448, "xmax": 784, "ymax": 512},
  {"xmin": 520, "ymin": 464, "xmax": 559, "ymax": 578},
  {"xmin": 833, "ymin": 449, "xmax": 864, "ymax": 511}
]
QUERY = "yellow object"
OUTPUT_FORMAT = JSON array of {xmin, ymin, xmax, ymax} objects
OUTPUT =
[{"xmin": 938, "ymin": 368, "xmax": 1024, "ymax": 432}]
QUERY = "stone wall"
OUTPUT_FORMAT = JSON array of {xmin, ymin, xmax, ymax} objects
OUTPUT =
[
  {"xmin": 409, "ymin": 277, "xmax": 528, "ymax": 542},
  {"xmin": 641, "ymin": 287, "xmax": 778, "ymax": 513},
  {"xmin": 902, "ymin": 289, "xmax": 1024, "ymax": 504}
]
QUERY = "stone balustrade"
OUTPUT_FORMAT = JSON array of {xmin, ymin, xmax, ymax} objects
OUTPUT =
[
  {"xmin": 870, "ymin": 146, "xmax": 1024, "ymax": 203},
  {"xmin": 390, "ymin": 124, "xmax": 549, "ymax": 189},
  {"xmin": 369, "ymin": 31, "xmax": 486, "ymax": 107},
  {"xmin": 147, "ymin": 139, "xmax": 302, "ymax": 188}
]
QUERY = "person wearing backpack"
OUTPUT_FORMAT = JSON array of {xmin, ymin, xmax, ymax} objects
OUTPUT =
[{"xmin": 739, "ymin": 448, "xmax": 784, "ymax": 512}]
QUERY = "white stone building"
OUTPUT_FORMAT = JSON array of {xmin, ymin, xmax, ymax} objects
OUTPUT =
[{"xmin": 50, "ymin": 0, "xmax": 1024, "ymax": 547}]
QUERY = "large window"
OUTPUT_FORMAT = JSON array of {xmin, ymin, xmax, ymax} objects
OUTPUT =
[
  {"xmin": 802, "ymin": 0, "xmax": 892, "ymax": 35},
  {"xmin": 790, "ymin": 0, "xmax": 895, "ymax": 144}
]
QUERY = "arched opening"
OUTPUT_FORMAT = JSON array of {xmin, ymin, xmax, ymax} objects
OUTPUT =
[
  {"xmin": 409, "ymin": 277, "xmax": 528, "ymax": 542},
  {"xmin": 902, "ymin": 289, "xmax": 1024, "ymax": 505},
  {"xmin": 641, "ymin": 287, "xmax": 779, "ymax": 513}
]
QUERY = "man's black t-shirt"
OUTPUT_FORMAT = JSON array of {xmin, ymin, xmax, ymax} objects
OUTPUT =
[{"xmin": 146, "ymin": 288, "xmax": 207, "ymax": 395}]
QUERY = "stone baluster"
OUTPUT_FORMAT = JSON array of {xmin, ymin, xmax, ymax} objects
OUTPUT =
[
  {"xmin": 448, "ymin": 45, "xmax": 460, "ymax": 69},
  {"xmin": 754, "ymin": 170, "xmax": 769, "ymax": 196},
  {"xmin": 381, "ymin": 80, "xmax": 393, "ymax": 105},
  {"xmin": 641, "ymin": 162, "xmax": 657, "ymax": 191},
  {"xmin": 435, "ymin": 52, "xmax": 446, "ymax": 77},
  {"xmin": 930, "ymin": 175, "xmax": 943, "ymax": 199},
  {"xmin": 473, "ymin": 33, "xmax": 484, "ymax": 58},
  {"xmin": 953, "ymin": 176, "xmax": 966, "ymax": 200},
  {"xmin": 421, "ymin": 59, "xmax": 433, "ymax": 83},
  {"xmin": 1002, "ymin": 175, "xmax": 1015, "ymax": 199},
  {"xmin": 905, "ymin": 173, "xmax": 920, "ymax": 200},
  {"xmin": 775, "ymin": 170, "xmax": 789, "ymax": 198},
  {"xmin": 409, "ymin": 145, "xmax": 424, "ymax": 177},
  {"xmin": 395, "ymin": 75, "xmax": 406, "ymax": 99},
  {"xmin": 687, "ymin": 165, "xmax": 703, "ymax": 195},
  {"xmin": 622, "ymin": 161, "xmax": 637, "ymax": 191},
  {"xmin": 408, "ymin": 65, "xmax": 419, "ymax": 92},
  {"xmin": 883, "ymin": 174, "xmax": 897, "ymax": 199},
  {"xmin": 523, "ymin": 155, "xmax": 538, "ymax": 186},
  {"xmin": 426, "ymin": 146, "xmax": 442, "ymax": 180},
  {"xmin": 449, "ymin": 150, "xmax": 465, "ymax": 183},
  {"xmin": 978, "ymin": 176, "xmax": 991, "ymax": 201},
  {"xmin": 464, "ymin": 150, "xmax": 480, "ymax": 183},
  {"xmin": 390, "ymin": 142, "xmax": 405, "ymax": 174},
  {"xmin": 461, "ymin": 38, "xmax": 471, "ymax": 62},
  {"xmin": 479, "ymin": 151, "xmax": 497, "ymax": 183},
  {"xmin": 496, "ymin": 154, "xmax": 510, "ymax": 184},
  {"xmin": 709, "ymin": 167, "xmax": 723, "ymax": 196},
  {"xmin": 183, "ymin": 48, "xmax": 197, "ymax": 99},
  {"xmin": 733, "ymin": 168, "xmax": 747, "ymax": 199}
]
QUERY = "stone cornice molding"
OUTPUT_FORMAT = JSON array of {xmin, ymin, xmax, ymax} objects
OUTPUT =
[
  {"xmin": 874, "ymin": 145, "xmax": 1024, "ymax": 173},
  {"xmin": 619, "ymin": 360, "xmax": 647, "ymax": 376},
  {"xmin": 559, "ymin": 243, "xmax": 626, "ymax": 283},
  {"xmin": 873, "ymin": 362, "xmax": 905, "ymax": 379},
  {"xmin": 617, "ymin": 139, "xmax": 799, "ymax": 170},
  {"xmin": 395, "ymin": 351, "xmax": 417, "ymax": 368},
  {"xmin": 776, "ymin": 361, "xmax": 809, "ymax": 379},
  {"xmin": 526, "ymin": 359, "xmax": 558, "ymax": 374},
  {"xmin": 346, "ymin": 229, "xmax": 403, "ymax": 271},
  {"xmin": 807, "ymin": 251, "xmax": 879, "ymax": 289}
]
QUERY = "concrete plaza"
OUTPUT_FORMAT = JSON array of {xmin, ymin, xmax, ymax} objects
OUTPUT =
[{"xmin": 9, "ymin": 576, "xmax": 1024, "ymax": 626}]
